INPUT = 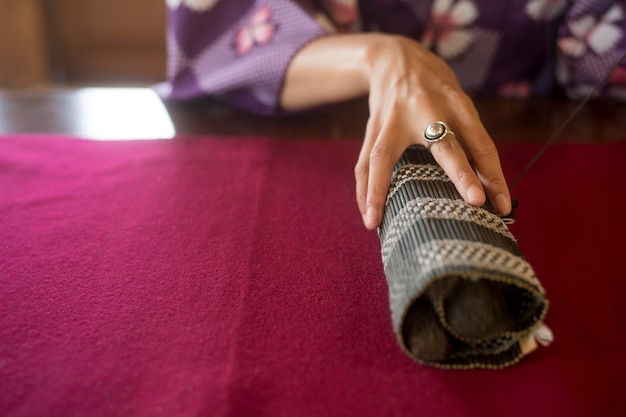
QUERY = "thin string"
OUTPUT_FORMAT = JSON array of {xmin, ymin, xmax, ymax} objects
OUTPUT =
[{"xmin": 508, "ymin": 51, "xmax": 626, "ymax": 191}]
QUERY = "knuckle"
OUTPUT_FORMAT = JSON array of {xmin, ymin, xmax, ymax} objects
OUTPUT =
[
  {"xmin": 410, "ymin": 88, "xmax": 429, "ymax": 103},
  {"xmin": 485, "ymin": 176, "xmax": 507, "ymax": 191},
  {"xmin": 457, "ymin": 90, "xmax": 475, "ymax": 108},
  {"xmin": 354, "ymin": 162, "xmax": 368, "ymax": 179},
  {"xmin": 445, "ymin": 87, "xmax": 467, "ymax": 103},
  {"xmin": 471, "ymin": 135, "xmax": 498, "ymax": 157},
  {"xmin": 456, "ymin": 168, "xmax": 477, "ymax": 185},
  {"xmin": 369, "ymin": 143, "xmax": 393, "ymax": 163},
  {"xmin": 431, "ymin": 136, "xmax": 459, "ymax": 157}
]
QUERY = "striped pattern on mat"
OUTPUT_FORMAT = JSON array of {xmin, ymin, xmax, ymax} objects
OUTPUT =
[{"xmin": 380, "ymin": 145, "xmax": 549, "ymax": 369}]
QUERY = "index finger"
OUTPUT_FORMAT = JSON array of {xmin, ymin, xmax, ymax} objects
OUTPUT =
[{"xmin": 364, "ymin": 129, "xmax": 410, "ymax": 230}]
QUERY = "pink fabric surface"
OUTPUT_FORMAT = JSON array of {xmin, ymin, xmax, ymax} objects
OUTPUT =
[{"xmin": 0, "ymin": 135, "xmax": 624, "ymax": 417}]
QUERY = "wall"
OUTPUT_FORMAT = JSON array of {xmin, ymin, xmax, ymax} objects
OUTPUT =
[
  {"xmin": 0, "ymin": 0, "xmax": 167, "ymax": 87},
  {"xmin": 0, "ymin": 0, "xmax": 49, "ymax": 86}
]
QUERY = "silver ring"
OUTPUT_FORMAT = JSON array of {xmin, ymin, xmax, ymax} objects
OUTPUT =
[{"xmin": 423, "ymin": 121, "xmax": 455, "ymax": 149}]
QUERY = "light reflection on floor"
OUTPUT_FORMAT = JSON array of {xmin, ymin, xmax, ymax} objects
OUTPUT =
[{"xmin": 74, "ymin": 88, "xmax": 175, "ymax": 140}]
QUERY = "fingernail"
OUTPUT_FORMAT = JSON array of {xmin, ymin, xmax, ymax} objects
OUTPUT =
[
  {"xmin": 365, "ymin": 207, "xmax": 379, "ymax": 229},
  {"xmin": 496, "ymin": 193, "xmax": 511, "ymax": 215},
  {"xmin": 467, "ymin": 185, "xmax": 484, "ymax": 205}
]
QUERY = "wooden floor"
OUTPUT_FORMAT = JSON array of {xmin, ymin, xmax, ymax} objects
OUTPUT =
[{"xmin": 0, "ymin": 87, "xmax": 625, "ymax": 143}]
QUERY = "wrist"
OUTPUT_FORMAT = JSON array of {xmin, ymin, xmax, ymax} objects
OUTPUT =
[
  {"xmin": 281, "ymin": 34, "xmax": 385, "ymax": 110},
  {"xmin": 362, "ymin": 34, "xmax": 431, "ymax": 85}
]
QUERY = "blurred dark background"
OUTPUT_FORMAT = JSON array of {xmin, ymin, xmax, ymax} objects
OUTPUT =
[
  {"xmin": 0, "ymin": 0, "xmax": 166, "ymax": 88},
  {"xmin": 1, "ymin": 1, "xmax": 624, "ymax": 144}
]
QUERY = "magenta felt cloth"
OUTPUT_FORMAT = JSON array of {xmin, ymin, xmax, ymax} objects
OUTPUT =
[{"xmin": 1, "ymin": 135, "xmax": 625, "ymax": 417}]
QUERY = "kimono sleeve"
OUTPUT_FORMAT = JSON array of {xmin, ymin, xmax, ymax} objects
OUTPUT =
[
  {"xmin": 556, "ymin": 0, "xmax": 626, "ymax": 100},
  {"xmin": 156, "ymin": 0, "xmax": 330, "ymax": 115}
]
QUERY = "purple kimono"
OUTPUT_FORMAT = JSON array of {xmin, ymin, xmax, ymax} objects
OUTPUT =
[{"xmin": 158, "ymin": 0, "xmax": 626, "ymax": 115}]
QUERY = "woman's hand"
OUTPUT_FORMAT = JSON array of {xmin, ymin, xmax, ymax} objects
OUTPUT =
[
  {"xmin": 356, "ymin": 35, "xmax": 511, "ymax": 229},
  {"xmin": 281, "ymin": 33, "xmax": 511, "ymax": 230}
]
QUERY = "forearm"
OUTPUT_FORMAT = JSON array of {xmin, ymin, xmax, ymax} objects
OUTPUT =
[
  {"xmin": 280, "ymin": 34, "xmax": 384, "ymax": 110},
  {"xmin": 280, "ymin": 33, "xmax": 455, "ymax": 111}
]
